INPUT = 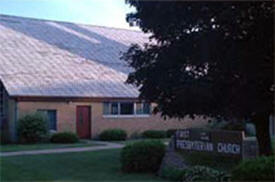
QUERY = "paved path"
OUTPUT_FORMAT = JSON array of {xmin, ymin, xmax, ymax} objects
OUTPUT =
[{"xmin": 0, "ymin": 141, "xmax": 124, "ymax": 157}]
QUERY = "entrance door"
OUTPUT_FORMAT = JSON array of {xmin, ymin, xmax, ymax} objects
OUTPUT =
[{"xmin": 76, "ymin": 106, "xmax": 91, "ymax": 139}]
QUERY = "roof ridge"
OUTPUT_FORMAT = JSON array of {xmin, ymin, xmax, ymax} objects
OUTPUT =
[{"xmin": 0, "ymin": 14, "xmax": 143, "ymax": 33}]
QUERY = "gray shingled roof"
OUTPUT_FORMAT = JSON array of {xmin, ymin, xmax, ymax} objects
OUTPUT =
[{"xmin": 0, "ymin": 15, "xmax": 150, "ymax": 98}]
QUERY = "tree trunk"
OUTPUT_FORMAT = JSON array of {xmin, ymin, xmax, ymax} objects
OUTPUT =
[{"xmin": 253, "ymin": 113, "xmax": 272, "ymax": 156}]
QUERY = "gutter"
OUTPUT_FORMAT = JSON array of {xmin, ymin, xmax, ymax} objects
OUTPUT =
[{"xmin": 10, "ymin": 95, "xmax": 140, "ymax": 103}]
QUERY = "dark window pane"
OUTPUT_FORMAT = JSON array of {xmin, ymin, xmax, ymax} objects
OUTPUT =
[
  {"xmin": 136, "ymin": 102, "xmax": 143, "ymax": 114},
  {"xmin": 143, "ymin": 103, "xmax": 151, "ymax": 114},
  {"xmin": 111, "ymin": 103, "xmax": 118, "ymax": 115},
  {"xmin": 120, "ymin": 102, "xmax": 134, "ymax": 115},
  {"xmin": 48, "ymin": 110, "xmax": 57, "ymax": 130},
  {"xmin": 37, "ymin": 110, "xmax": 57, "ymax": 130}
]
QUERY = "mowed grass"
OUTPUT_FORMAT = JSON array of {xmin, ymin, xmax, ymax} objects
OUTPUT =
[
  {"xmin": 0, "ymin": 141, "xmax": 102, "ymax": 152},
  {"xmin": 0, "ymin": 149, "xmax": 167, "ymax": 182},
  {"xmin": 116, "ymin": 138, "xmax": 170, "ymax": 145}
]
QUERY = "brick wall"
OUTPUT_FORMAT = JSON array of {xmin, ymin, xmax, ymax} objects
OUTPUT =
[{"xmin": 17, "ymin": 101, "xmax": 207, "ymax": 138}]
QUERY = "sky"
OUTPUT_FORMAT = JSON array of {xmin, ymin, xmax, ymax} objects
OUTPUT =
[{"xmin": 0, "ymin": 0, "xmax": 138, "ymax": 30}]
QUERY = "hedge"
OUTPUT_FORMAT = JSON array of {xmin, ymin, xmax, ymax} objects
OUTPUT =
[
  {"xmin": 166, "ymin": 129, "xmax": 177, "ymax": 138},
  {"xmin": 160, "ymin": 165, "xmax": 229, "ymax": 182},
  {"xmin": 50, "ymin": 132, "xmax": 79, "ymax": 143},
  {"xmin": 231, "ymin": 156, "xmax": 274, "ymax": 181},
  {"xmin": 99, "ymin": 129, "xmax": 127, "ymax": 141},
  {"xmin": 142, "ymin": 130, "xmax": 167, "ymax": 139},
  {"xmin": 121, "ymin": 140, "xmax": 166, "ymax": 173},
  {"xmin": 17, "ymin": 113, "xmax": 49, "ymax": 143}
]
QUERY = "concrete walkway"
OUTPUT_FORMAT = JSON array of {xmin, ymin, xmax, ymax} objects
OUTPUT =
[{"xmin": 0, "ymin": 141, "xmax": 124, "ymax": 157}]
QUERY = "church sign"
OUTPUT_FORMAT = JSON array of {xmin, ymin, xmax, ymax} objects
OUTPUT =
[{"xmin": 174, "ymin": 128, "xmax": 244, "ymax": 158}]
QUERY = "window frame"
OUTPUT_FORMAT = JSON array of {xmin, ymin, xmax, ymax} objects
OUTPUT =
[{"xmin": 103, "ymin": 102, "xmax": 151, "ymax": 118}]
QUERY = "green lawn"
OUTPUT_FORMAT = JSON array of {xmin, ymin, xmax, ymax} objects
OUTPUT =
[
  {"xmin": 0, "ymin": 149, "xmax": 168, "ymax": 182},
  {"xmin": 0, "ymin": 138, "xmax": 171, "ymax": 153},
  {"xmin": 116, "ymin": 138, "xmax": 171, "ymax": 145},
  {"xmin": 0, "ymin": 141, "xmax": 102, "ymax": 152}
]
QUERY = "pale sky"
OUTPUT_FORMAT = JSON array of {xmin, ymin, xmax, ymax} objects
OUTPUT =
[{"xmin": 0, "ymin": 0, "xmax": 138, "ymax": 30}]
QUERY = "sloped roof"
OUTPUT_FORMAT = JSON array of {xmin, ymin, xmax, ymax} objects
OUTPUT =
[{"xmin": 0, "ymin": 15, "xmax": 150, "ymax": 98}]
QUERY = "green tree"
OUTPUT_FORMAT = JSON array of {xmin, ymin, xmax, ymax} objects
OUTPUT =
[{"xmin": 123, "ymin": 1, "xmax": 274, "ymax": 155}]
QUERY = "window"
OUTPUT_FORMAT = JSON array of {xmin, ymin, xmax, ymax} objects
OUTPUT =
[
  {"xmin": 136, "ymin": 102, "xmax": 150, "ymax": 115},
  {"xmin": 103, "ymin": 102, "xmax": 119, "ymax": 115},
  {"xmin": 120, "ymin": 102, "xmax": 134, "ymax": 115},
  {"xmin": 136, "ymin": 103, "xmax": 143, "ymax": 114},
  {"xmin": 111, "ymin": 102, "xmax": 119, "ymax": 115},
  {"xmin": 103, "ymin": 102, "xmax": 151, "ymax": 116},
  {"xmin": 37, "ymin": 110, "xmax": 57, "ymax": 130},
  {"xmin": 143, "ymin": 103, "xmax": 150, "ymax": 114}
]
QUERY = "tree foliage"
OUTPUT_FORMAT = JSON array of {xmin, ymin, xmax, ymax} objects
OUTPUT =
[{"xmin": 123, "ymin": 1, "xmax": 274, "ymax": 155}]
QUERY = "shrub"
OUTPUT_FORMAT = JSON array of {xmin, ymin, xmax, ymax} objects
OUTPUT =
[
  {"xmin": 130, "ymin": 131, "xmax": 142, "ymax": 139},
  {"xmin": 231, "ymin": 156, "xmax": 274, "ymax": 181},
  {"xmin": 99, "ymin": 129, "xmax": 127, "ymax": 141},
  {"xmin": 182, "ymin": 165, "xmax": 229, "ymax": 182},
  {"xmin": 221, "ymin": 122, "xmax": 245, "ymax": 131},
  {"xmin": 207, "ymin": 120, "xmax": 228, "ymax": 130},
  {"xmin": 245, "ymin": 123, "xmax": 256, "ymax": 137},
  {"xmin": 0, "ymin": 131, "xmax": 10, "ymax": 144},
  {"xmin": 159, "ymin": 167, "xmax": 185, "ymax": 181},
  {"xmin": 160, "ymin": 166, "xmax": 229, "ymax": 182},
  {"xmin": 142, "ymin": 130, "xmax": 167, "ymax": 139},
  {"xmin": 50, "ymin": 132, "xmax": 79, "ymax": 143},
  {"xmin": 17, "ymin": 113, "xmax": 49, "ymax": 143},
  {"xmin": 0, "ymin": 131, "xmax": 6, "ymax": 144},
  {"xmin": 207, "ymin": 120, "xmax": 245, "ymax": 132},
  {"xmin": 0, "ymin": 119, "xmax": 11, "ymax": 144},
  {"xmin": 167, "ymin": 129, "xmax": 177, "ymax": 138},
  {"xmin": 121, "ymin": 140, "xmax": 166, "ymax": 173}
]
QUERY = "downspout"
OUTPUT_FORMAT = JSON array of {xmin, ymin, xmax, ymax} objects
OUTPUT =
[
  {"xmin": 13, "ymin": 100, "xmax": 18, "ymax": 142},
  {"xmin": 10, "ymin": 99, "xmax": 18, "ymax": 143}
]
